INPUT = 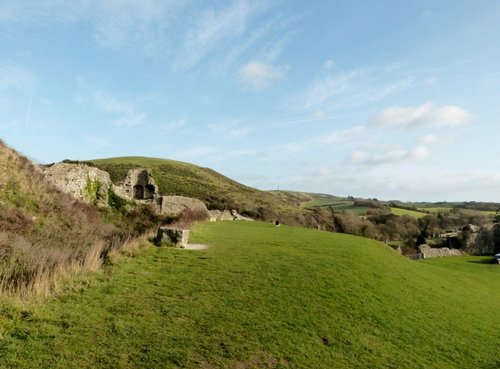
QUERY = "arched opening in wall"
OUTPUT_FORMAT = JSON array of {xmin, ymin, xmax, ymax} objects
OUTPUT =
[
  {"xmin": 133, "ymin": 185, "xmax": 144, "ymax": 199},
  {"xmin": 144, "ymin": 184, "xmax": 156, "ymax": 199}
]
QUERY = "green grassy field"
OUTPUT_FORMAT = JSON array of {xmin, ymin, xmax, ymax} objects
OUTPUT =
[
  {"xmin": 390, "ymin": 207, "xmax": 427, "ymax": 218},
  {"xmin": 418, "ymin": 207, "xmax": 496, "ymax": 217},
  {"xmin": 0, "ymin": 221, "xmax": 498, "ymax": 368}
]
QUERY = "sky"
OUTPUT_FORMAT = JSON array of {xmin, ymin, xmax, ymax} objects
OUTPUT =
[{"xmin": 1, "ymin": 0, "xmax": 499, "ymax": 202}]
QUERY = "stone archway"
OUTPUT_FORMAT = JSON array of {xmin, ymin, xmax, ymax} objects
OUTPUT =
[
  {"xmin": 144, "ymin": 184, "xmax": 156, "ymax": 199},
  {"xmin": 133, "ymin": 185, "xmax": 144, "ymax": 199}
]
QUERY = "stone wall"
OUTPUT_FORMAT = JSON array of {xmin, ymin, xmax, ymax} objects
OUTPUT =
[
  {"xmin": 463, "ymin": 224, "xmax": 497, "ymax": 255},
  {"xmin": 157, "ymin": 195, "xmax": 209, "ymax": 218},
  {"xmin": 43, "ymin": 163, "xmax": 112, "ymax": 206},
  {"xmin": 418, "ymin": 244, "xmax": 463, "ymax": 259},
  {"xmin": 114, "ymin": 168, "xmax": 158, "ymax": 200},
  {"xmin": 208, "ymin": 209, "xmax": 253, "ymax": 222}
]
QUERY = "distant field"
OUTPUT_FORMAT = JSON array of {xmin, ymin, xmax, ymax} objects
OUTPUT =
[
  {"xmin": 390, "ymin": 207, "xmax": 427, "ymax": 218},
  {"xmin": 1, "ymin": 221, "xmax": 498, "ymax": 368},
  {"xmin": 419, "ymin": 207, "xmax": 496, "ymax": 217},
  {"xmin": 301, "ymin": 194, "xmax": 346, "ymax": 208},
  {"xmin": 302, "ymin": 196, "xmax": 372, "ymax": 215}
]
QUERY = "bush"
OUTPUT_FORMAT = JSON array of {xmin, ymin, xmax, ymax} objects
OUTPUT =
[{"xmin": 107, "ymin": 188, "xmax": 127, "ymax": 211}]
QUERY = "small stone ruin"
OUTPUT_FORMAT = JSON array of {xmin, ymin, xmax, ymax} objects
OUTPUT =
[
  {"xmin": 208, "ymin": 209, "xmax": 253, "ymax": 222},
  {"xmin": 115, "ymin": 168, "xmax": 158, "ymax": 201},
  {"xmin": 156, "ymin": 227, "xmax": 190, "ymax": 248},
  {"xmin": 418, "ymin": 244, "xmax": 463, "ymax": 259}
]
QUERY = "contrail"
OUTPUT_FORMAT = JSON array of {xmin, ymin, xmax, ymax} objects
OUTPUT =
[{"xmin": 25, "ymin": 94, "xmax": 33, "ymax": 126}]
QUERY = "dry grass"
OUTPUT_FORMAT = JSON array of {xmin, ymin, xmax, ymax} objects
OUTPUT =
[{"xmin": 0, "ymin": 140, "xmax": 161, "ymax": 298}]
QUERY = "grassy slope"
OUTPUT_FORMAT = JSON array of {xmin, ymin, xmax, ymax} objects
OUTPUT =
[
  {"xmin": 0, "ymin": 221, "xmax": 498, "ymax": 369},
  {"xmin": 91, "ymin": 157, "xmax": 301, "ymax": 216},
  {"xmin": 390, "ymin": 207, "xmax": 427, "ymax": 218}
]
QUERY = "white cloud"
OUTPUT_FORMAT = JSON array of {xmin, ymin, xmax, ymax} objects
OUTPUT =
[
  {"xmin": 348, "ymin": 145, "xmax": 431, "ymax": 165},
  {"xmin": 297, "ymin": 67, "xmax": 415, "ymax": 111},
  {"xmin": 239, "ymin": 61, "xmax": 287, "ymax": 91},
  {"xmin": 313, "ymin": 110, "xmax": 327, "ymax": 120},
  {"xmin": 372, "ymin": 102, "xmax": 470, "ymax": 128},
  {"xmin": 0, "ymin": 1, "xmax": 185, "ymax": 54},
  {"xmin": 77, "ymin": 86, "xmax": 147, "ymax": 128},
  {"xmin": 323, "ymin": 59, "xmax": 335, "ymax": 71},
  {"xmin": 178, "ymin": 0, "xmax": 268, "ymax": 70},
  {"xmin": 419, "ymin": 134, "xmax": 438, "ymax": 145}
]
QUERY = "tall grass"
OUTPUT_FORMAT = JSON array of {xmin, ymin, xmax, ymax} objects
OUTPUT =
[{"xmin": 0, "ymin": 140, "xmax": 162, "ymax": 298}]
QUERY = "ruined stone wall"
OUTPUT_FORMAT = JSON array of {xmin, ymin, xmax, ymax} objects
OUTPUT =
[
  {"xmin": 157, "ymin": 195, "xmax": 209, "ymax": 218},
  {"xmin": 114, "ymin": 168, "xmax": 158, "ymax": 200},
  {"xmin": 463, "ymin": 224, "xmax": 496, "ymax": 255},
  {"xmin": 208, "ymin": 209, "xmax": 253, "ymax": 222},
  {"xmin": 43, "ymin": 163, "xmax": 112, "ymax": 206},
  {"xmin": 418, "ymin": 244, "xmax": 463, "ymax": 259}
]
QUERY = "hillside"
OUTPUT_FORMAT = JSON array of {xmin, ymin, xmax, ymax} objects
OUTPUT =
[
  {"xmin": 0, "ymin": 143, "xmax": 163, "ymax": 296},
  {"xmin": 90, "ymin": 157, "xmax": 328, "ymax": 226},
  {"xmin": 1, "ymin": 221, "xmax": 498, "ymax": 368}
]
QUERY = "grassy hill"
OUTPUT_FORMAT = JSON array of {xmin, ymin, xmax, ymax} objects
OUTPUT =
[
  {"xmin": 90, "ymin": 157, "xmax": 325, "ymax": 225},
  {"xmin": 1, "ymin": 221, "xmax": 498, "ymax": 368}
]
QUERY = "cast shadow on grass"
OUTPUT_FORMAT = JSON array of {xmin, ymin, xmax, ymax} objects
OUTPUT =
[{"xmin": 466, "ymin": 259, "xmax": 497, "ymax": 264}]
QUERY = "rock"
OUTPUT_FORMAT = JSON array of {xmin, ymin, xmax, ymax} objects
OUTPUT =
[
  {"xmin": 157, "ymin": 196, "xmax": 209, "ymax": 219},
  {"xmin": 231, "ymin": 209, "xmax": 253, "ymax": 221},
  {"xmin": 43, "ymin": 163, "xmax": 112, "ymax": 206},
  {"xmin": 418, "ymin": 244, "xmax": 463, "ymax": 259},
  {"xmin": 156, "ymin": 227, "xmax": 189, "ymax": 247},
  {"xmin": 208, "ymin": 209, "xmax": 253, "ymax": 222}
]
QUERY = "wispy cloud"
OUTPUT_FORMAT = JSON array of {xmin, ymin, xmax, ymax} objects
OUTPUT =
[
  {"xmin": 296, "ymin": 66, "xmax": 415, "ymax": 111},
  {"xmin": 177, "ymin": 0, "xmax": 269, "ymax": 70},
  {"xmin": 348, "ymin": 145, "xmax": 431, "ymax": 166},
  {"xmin": 371, "ymin": 102, "xmax": 470, "ymax": 129},
  {"xmin": 161, "ymin": 119, "xmax": 187, "ymax": 131},
  {"xmin": 92, "ymin": 90, "xmax": 146, "ymax": 128},
  {"xmin": 0, "ymin": 1, "xmax": 185, "ymax": 53},
  {"xmin": 207, "ymin": 120, "xmax": 254, "ymax": 139},
  {"xmin": 239, "ymin": 61, "xmax": 288, "ymax": 91},
  {"xmin": 76, "ymin": 78, "xmax": 147, "ymax": 128},
  {"xmin": 0, "ymin": 64, "xmax": 37, "ymax": 93}
]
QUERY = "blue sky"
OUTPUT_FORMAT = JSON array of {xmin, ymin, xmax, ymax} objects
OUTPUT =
[{"xmin": 1, "ymin": 1, "xmax": 499, "ymax": 202}]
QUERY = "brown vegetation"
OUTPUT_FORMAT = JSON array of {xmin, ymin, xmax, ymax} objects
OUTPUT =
[{"xmin": 0, "ymin": 141, "xmax": 165, "ymax": 297}]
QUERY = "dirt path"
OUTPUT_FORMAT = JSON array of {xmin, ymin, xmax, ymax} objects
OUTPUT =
[{"xmin": 182, "ymin": 244, "xmax": 209, "ymax": 250}]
